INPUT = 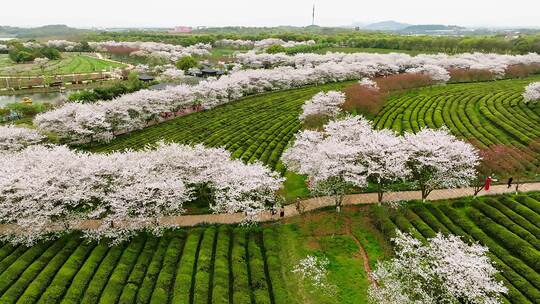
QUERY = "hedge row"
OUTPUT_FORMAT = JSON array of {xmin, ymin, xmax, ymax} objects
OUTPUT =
[
  {"xmin": 117, "ymin": 236, "xmax": 160, "ymax": 304},
  {"xmin": 248, "ymin": 231, "xmax": 272, "ymax": 304},
  {"xmin": 371, "ymin": 195, "xmax": 540, "ymax": 303},
  {"xmin": 211, "ymin": 226, "xmax": 230, "ymax": 304},
  {"xmin": 193, "ymin": 227, "xmax": 217, "ymax": 304},
  {"xmin": 373, "ymin": 77, "xmax": 540, "ymax": 176},
  {"xmin": 149, "ymin": 234, "xmax": 186, "ymax": 304},
  {"xmin": 171, "ymin": 229, "xmax": 201, "ymax": 304},
  {"xmin": 262, "ymin": 228, "xmax": 289, "ymax": 304},
  {"xmin": 231, "ymin": 228, "xmax": 251, "ymax": 304},
  {"xmin": 0, "ymin": 226, "xmax": 289, "ymax": 303}
]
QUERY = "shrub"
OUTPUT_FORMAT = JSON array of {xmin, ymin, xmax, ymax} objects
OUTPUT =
[
  {"xmin": 99, "ymin": 236, "xmax": 146, "ymax": 303},
  {"xmin": 171, "ymin": 229, "xmax": 203, "ymax": 304},
  {"xmin": 343, "ymin": 83, "xmax": 385, "ymax": 116},
  {"xmin": 466, "ymin": 208, "xmax": 540, "ymax": 273},
  {"xmin": 150, "ymin": 235, "xmax": 185, "ymax": 304},
  {"xmin": 193, "ymin": 227, "xmax": 217, "ymax": 304},
  {"xmin": 11, "ymin": 238, "xmax": 81, "ymax": 303},
  {"xmin": 117, "ymin": 236, "xmax": 159, "ymax": 303},
  {"xmin": 176, "ymin": 56, "xmax": 198, "ymax": 72},
  {"xmin": 231, "ymin": 229, "xmax": 251, "ymax": 304},
  {"xmin": 448, "ymin": 68, "xmax": 495, "ymax": 83},
  {"xmin": 247, "ymin": 231, "xmax": 271, "ymax": 304},
  {"xmin": 212, "ymin": 226, "xmax": 231, "ymax": 304},
  {"xmin": 136, "ymin": 235, "xmax": 171, "ymax": 304},
  {"xmin": 79, "ymin": 244, "xmax": 125, "ymax": 304},
  {"xmin": 60, "ymin": 243, "xmax": 110, "ymax": 303}
]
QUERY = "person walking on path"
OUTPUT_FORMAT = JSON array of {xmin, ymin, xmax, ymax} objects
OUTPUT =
[
  {"xmin": 280, "ymin": 207, "xmax": 285, "ymax": 218},
  {"xmin": 508, "ymin": 177, "xmax": 514, "ymax": 188},
  {"xmin": 484, "ymin": 176, "xmax": 493, "ymax": 191}
]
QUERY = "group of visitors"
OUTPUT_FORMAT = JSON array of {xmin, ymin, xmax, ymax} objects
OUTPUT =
[{"xmin": 483, "ymin": 176, "xmax": 515, "ymax": 191}]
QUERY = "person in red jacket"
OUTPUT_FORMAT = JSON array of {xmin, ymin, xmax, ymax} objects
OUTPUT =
[{"xmin": 484, "ymin": 176, "xmax": 493, "ymax": 191}]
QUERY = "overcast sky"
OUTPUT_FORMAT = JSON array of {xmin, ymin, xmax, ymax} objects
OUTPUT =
[{"xmin": 1, "ymin": 0, "xmax": 539, "ymax": 28}]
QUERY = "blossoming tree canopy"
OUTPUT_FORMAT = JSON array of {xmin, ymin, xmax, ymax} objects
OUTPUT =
[
  {"xmin": 299, "ymin": 90, "xmax": 346, "ymax": 121},
  {"xmin": 369, "ymin": 231, "xmax": 507, "ymax": 304},
  {"xmin": 282, "ymin": 116, "xmax": 375, "ymax": 207},
  {"xmin": 0, "ymin": 142, "xmax": 283, "ymax": 245},
  {"xmin": 403, "ymin": 128, "xmax": 480, "ymax": 199},
  {"xmin": 0, "ymin": 125, "xmax": 44, "ymax": 152},
  {"xmin": 523, "ymin": 82, "xmax": 540, "ymax": 103}
]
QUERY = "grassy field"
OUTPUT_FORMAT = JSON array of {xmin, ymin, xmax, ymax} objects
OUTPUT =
[
  {"xmin": 0, "ymin": 207, "xmax": 387, "ymax": 304},
  {"xmin": 0, "ymin": 53, "xmax": 126, "ymax": 76},
  {"xmin": 373, "ymin": 76, "xmax": 540, "ymax": 178},
  {"xmin": 372, "ymin": 192, "xmax": 540, "ymax": 304}
]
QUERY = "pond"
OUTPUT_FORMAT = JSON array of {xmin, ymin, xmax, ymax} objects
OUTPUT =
[{"xmin": 0, "ymin": 91, "xmax": 69, "ymax": 107}]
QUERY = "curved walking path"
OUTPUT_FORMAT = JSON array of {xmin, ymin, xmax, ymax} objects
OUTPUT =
[
  {"xmin": 158, "ymin": 182, "xmax": 540, "ymax": 227},
  {"xmin": 0, "ymin": 182, "xmax": 539, "ymax": 234},
  {"xmin": 4, "ymin": 181, "xmax": 531, "ymax": 233}
]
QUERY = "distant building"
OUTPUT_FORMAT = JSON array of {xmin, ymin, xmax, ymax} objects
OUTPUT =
[{"xmin": 170, "ymin": 26, "xmax": 193, "ymax": 33}]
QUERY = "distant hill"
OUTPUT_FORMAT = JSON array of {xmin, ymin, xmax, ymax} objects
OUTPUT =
[
  {"xmin": 0, "ymin": 25, "xmax": 89, "ymax": 38},
  {"xmin": 401, "ymin": 24, "xmax": 466, "ymax": 33},
  {"xmin": 363, "ymin": 21, "xmax": 411, "ymax": 31}
]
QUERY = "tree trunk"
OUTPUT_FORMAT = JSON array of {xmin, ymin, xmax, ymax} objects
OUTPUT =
[
  {"xmin": 377, "ymin": 183, "xmax": 384, "ymax": 203},
  {"xmin": 421, "ymin": 186, "xmax": 431, "ymax": 202},
  {"xmin": 473, "ymin": 185, "xmax": 483, "ymax": 196},
  {"xmin": 335, "ymin": 194, "xmax": 344, "ymax": 213}
]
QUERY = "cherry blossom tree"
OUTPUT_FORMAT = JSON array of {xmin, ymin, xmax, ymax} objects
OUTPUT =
[
  {"xmin": 369, "ymin": 231, "xmax": 507, "ymax": 304},
  {"xmin": 282, "ymin": 116, "xmax": 374, "ymax": 210},
  {"xmin": 358, "ymin": 77, "xmax": 379, "ymax": 91},
  {"xmin": 357, "ymin": 129, "xmax": 410, "ymax": 202},
  {"xmin": 523, "ymin": 82, "xmax": 540, "ymax": 103},
  {"xmin": 299, "ymin": 91, "xmax": 345, "ymax": 121},
  {"xmin": 406, "ymin": 64, "xmax": 451, "ymax": 83},
  {"xmin": 35, "ymin": 51, "xmax": 540, "ymax": 144},
  {"xmin": 0, "ymin": 125, "xmax": 44, "ymax": 152},
  {"xmin": 0, "ymin": 142, "xmax": 282, "ymax": 245},
  {"xmin": 403, "ymin": 128, "xmax": 480, "ymax": 200},
  {"xmin": 292, "ymin": 255, "xmax": 335, "ymax": 293}
]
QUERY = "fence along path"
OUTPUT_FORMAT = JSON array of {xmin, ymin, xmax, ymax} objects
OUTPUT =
[{"xmin": 1, "ymin": 182, "xmax": 539, "ymax": 234}]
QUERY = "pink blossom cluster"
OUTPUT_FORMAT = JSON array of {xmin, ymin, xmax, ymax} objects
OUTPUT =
[
  {"xmin": 235, "ymin": 51, "xmax": 540, "ymax": 77},
  {"xmin": 0, "ymin": 125, "xmax": 44, "ymax": 152},
  {"xmin": 46, "ymin": 40, "xmax": 79, "ymax": 51},
  {"xmin": 299, "ymin": 91, "xmax": 346, "ymax": 120},
  {"xmin": 523, "ymin": 82, "xmax": 540, "ymax": 103},
  {"xmin": 283, "ymin": 116, "xmax": 479, "ymax": 202},
  {"xmin": 88, "ymin": 41, "xmax": 211, "ymax": 61},
  {"xmin": 34, "ymin": 62, "xmax": 396, "ymax": 143},
  {"xmin": 215, "ymin": 38, "xmax": 316, "ymax": 49},
  {"xmin": 0, "ymin": 142, "xmax": 283, "ymax": 245},
  {"xmin": 369, "ymin": 231, "xmax": 507, "ymax": 304}
]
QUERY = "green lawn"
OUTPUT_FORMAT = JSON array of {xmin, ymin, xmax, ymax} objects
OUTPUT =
[{"xmin": 0, "ymin": 53, "xmax": 126, "ymax": 76}]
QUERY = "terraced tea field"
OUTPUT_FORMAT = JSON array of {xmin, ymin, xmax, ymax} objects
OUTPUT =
[
  {"xmin": 89, "ymin": 77, "xmax": 540, "ymax": 179},
  {"xmin": 372, "ymin": 192, "xmax": 540, "ymax": 304},
  {"xmin": 0, "ymin": 208, "xmax": 384, "ymax": 304},
  {"xmin": 374, "ymin": 76, "xmax": 540, "ymax": 175},
  {"xmin": 87, "ymin": 81, "xmax": 353, "ymax": 173}
]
